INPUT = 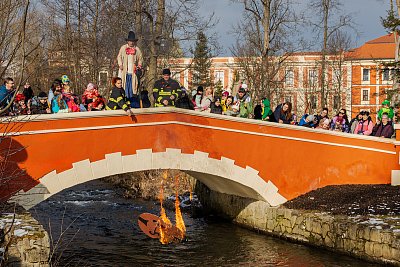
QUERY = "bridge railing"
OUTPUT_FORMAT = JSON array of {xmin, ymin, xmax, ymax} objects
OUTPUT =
[{"xmin": 0, "ymin": 107, "xmax": 396, "ymax": 145}]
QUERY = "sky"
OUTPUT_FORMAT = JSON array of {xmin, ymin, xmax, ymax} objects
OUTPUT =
[{"xmin": 199, "ymin": 0, "xmax": 392, "ymax": 56}]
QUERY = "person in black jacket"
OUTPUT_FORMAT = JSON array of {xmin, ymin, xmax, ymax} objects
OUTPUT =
[
  {"xmin": 273, "ymin": 102, "xmax": 293, "ymax": 124},
  {"xmin": 106, "ymin": 77, "xmax": 133, "ymax": 116},
  {"xmin": 31, "ymin": 92, "xmax": 50, "ymax": 114},
  {"xmin": 153, "ymin": 68, "xmax": 181, "ymax": 107},
  {"xmin": 210, "ymin": 97, "xmax": 223, "ymax": 114},
  {"xmin": 23, "ymin": 82, "xmax": 34, "ymax": 102},
  {"xmin": 175, "ymin": 88, "xmax": 194, "ymax": 110}
]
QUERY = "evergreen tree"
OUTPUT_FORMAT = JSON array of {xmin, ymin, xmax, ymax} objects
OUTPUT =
[
  {"xmin": 214, "ymin": 80, "xmax": 223, "ymax": 97},
  {"xmin": 192, "ymin": 31, "xmax": 212, "ymax": 88},
  {"xmin": 381, "ymin": 0, "xmax": 400, "ymax": 104}
]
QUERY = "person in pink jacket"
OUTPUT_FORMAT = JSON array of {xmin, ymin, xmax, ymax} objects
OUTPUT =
[{"xmin": 354, "ymin": 111, "xmax": 374, "ymax": 136}]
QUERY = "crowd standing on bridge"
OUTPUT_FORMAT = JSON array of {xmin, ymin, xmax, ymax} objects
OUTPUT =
[{"xmin": 0, "ymin": 30, "xmax": 397, "ymax": 139}]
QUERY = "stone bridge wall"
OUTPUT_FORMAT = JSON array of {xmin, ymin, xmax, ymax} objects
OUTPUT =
[{"xmin": 196, "ymin": 182, "xmax": 400, "ymax": 266}]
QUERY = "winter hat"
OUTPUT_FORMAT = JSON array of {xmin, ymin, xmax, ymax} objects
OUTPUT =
[
  {"xmin": 15, "ymin": 93, "xmax": 25, "ymax": 102},
  {"xmin": 238, "ymin": 87, "xmax": 245, "ymax": 93},
  {"xmin": 222, "ymin": 91, "xmax": 229, "ymax": 97},
  {"xmin": 306, "ymin": 115, "xmax": 314, "ymax": 122},
  {"xmin": 61, "ymin": 75, "xmax": 70, "ymax": 84},
  {"xmin": 214, "ymin": 97, "xmax": 221, "ymax": 103},
  {"xmin": 382, "ymin": 99, "xmax": 390, "ymax": 106},
  {"xmin": 162, "ymin": 68, "xmax": 171, "ymax": 75},
  {"xmin": 38, "ymin": 91, "xmax": 47, "ymax": 99},
  {"xmin": 87, "ymin": 83, "xmax": 95, "ymax": 91}
]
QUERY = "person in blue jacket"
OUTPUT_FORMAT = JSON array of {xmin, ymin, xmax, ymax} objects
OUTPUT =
[{"xmin": 0, "ymin": 77, "xmax": 16, "ymax": 113}]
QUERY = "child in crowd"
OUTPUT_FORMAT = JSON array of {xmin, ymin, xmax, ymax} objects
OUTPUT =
[
  {"xmin": 31, "ymin": 92, "xmax": 51, "ymax": 114},
  {"xmin": 210, "ymin": 98, "xmax": 222, "ymax": 114},
  {"xmin": 316, "ymin": 118, "xmax": 331, "ymax": 130},
  {"xmin": 330, "ymin": 109, "xmax": 349, "ymax": 132},
  {"xmin": 82, "ymin": 83, "xmax": 99, "ymax": 110},
  {"xmin": 51, "ymin": 87, "xmax": 68, "ymax": 113},
  {"xmin": 193, "ymin": 86, "xmax": 203, "ymax": 111},
  {"xmin": 354, "ymin": 111, "xmax": 374, "ymax": 136},
  {"xmin": 221, "ymin": 91, "xmax": 229, "ymax": 112},
  {"xmin": 63, "ymin": 85, "xmax": 80, "ymax": 112},
  {"xmin": 88, "ymin": 96, "xmax": 106, "ymax": 111},
  {"xmin": 12, "ymin": 93, "xmax": 30, "ymax": 115},
  {"xmin": 377, "ymin": 100, "xmax": 394, "ymax": 121}
]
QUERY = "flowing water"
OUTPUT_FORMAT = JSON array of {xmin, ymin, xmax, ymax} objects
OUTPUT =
[{"xmin": 31, "ymin": 180, "xmax": 379, "ymax": 267}]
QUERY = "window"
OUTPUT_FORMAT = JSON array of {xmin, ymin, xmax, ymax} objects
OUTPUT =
[
  {"xmin": 333, "ymin": 95, "xmax": 340, "ymax": 110},
  {"xmin": 309, "ymin": 69, "xmax": 317, "ymax": 87},
  {"xmin": 285, "ymin": 69, "xmax": 294, "ymax": 86},
  {"xmin": 99, "ymin": 71, "xmax": 108, "ymax": 87},
  {"xmin": 383, "ymin": 68, "xmax": 390, "ymax": 81},
  {"xmin": 238, "ymin": 71, "xmax": 245, "ymax": 81},
  {"xmin": 362, "ymin": 89, "xmax": 369, "ymax": 101},
  {"xmin": 215, "ymin": 70, "xmax": 224, "ymax": 85},
  {"xmin": 362, "ymin": 69, "xmax": 370, "ymax": 81},
  {"xmin": 285, "ymin": 95, "xmax": 292, "ymax": 103},
  {"xmin": 310, "ymin": 95, "xmax": 317, "ymax": 109},
  {"xmin": 192, "ymin": 70, "xmax": 200, "ymax": 84}
]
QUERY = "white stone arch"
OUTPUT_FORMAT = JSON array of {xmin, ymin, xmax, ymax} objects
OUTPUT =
[{"xmin": 10, "ymin": 149, "xmax": 287, "ymax": 209}]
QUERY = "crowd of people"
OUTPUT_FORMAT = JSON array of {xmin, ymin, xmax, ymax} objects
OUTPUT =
[
  {"xmin": 0, "ymin": 72, "xmax": 396, "ymax": 139},
  {"xmin": 0, "ymin": 30, "xmax": 396, "ymax": 139}
]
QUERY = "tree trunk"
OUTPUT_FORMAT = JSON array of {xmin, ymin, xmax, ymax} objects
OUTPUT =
[
  {"xmin": 146, "ymin": 0, "xmax": 165, "ymax": 102},
  {"xmin": 320, "ymin": 0, "xmax": 329, "ymax": 109},
  {"xmin": 262, "ymin": 1, "xmax": 271, "ymax": 99}
]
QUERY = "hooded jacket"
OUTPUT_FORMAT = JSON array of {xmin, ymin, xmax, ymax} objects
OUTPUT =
[{"xmin": 261, "ymin": 99, "xmax": 273, "ymax": 120}]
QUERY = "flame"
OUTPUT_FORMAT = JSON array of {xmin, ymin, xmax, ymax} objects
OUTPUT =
[
  {"xmin": 157, "ymin": 172, "xmax": 186, "ymax": 244},
  {"xmin": 175, "ymin": 175, "xmax": 186, "ymax": 239}
]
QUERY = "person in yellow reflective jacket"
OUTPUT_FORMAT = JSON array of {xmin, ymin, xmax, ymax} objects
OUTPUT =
[
  {"xmin": 153, "ymin": 68, "xmax": 181, "ymax": 107},
  {"xmin": 106, "ymin": 77, "xmax": 134, "ymax": 116}
]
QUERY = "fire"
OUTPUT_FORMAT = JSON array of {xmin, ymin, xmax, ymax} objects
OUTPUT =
[
  {"xmin": 174, "ymin": 175, "xmax": 186, "ymax": 238},
  {"xmin": 158, "ymin": 171, "xmax": 186, "ymax": 244}
]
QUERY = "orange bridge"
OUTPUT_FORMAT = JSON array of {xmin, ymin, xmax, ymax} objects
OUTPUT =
[{"xmin": 1, "ymin": 108, "xmax": 400, "ymax": 209}]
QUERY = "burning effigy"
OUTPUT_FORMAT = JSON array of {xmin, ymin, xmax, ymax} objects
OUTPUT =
[{"xmin": 138, "ymin": 171, "xmax": 186, "ymax": 244}]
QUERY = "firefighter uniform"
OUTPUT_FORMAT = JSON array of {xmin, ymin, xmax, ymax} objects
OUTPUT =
[
  {"xmin": 106, "ymin": 86, "xmax": 131, "ymax": 111},
  {"xmin": 153, "ymin": 78, "xmax": 181, "ymax": 107}
]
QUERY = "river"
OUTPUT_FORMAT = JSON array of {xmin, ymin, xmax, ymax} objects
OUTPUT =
[{"xmin": 30, "ymin": 179, "xmax": 379, "ymax": 267}]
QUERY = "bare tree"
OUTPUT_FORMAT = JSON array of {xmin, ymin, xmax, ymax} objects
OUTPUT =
[
  {"xmin": 230, "ymin": 0, "xmax": 304, "ymax": 104},
  {"xmin": 308, "ymin": 0, "xmax": 354, "ymax": 109}
]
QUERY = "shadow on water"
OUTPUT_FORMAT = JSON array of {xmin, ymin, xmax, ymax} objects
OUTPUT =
[{"xmin": 31, "ymin": 180, "xmax": 380, "ymax": 267}]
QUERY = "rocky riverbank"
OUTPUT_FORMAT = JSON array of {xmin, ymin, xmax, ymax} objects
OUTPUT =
[{"xmin": 0, "ymin": 212, "xmax": 50, "ymax": 267}]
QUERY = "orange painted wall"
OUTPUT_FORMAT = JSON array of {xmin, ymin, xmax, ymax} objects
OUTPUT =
[{"xmin": 0, "ymin": 111, "xmax": 397, "ymax": 202}]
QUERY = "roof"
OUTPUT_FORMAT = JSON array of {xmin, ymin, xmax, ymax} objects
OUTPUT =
[{"xmin": 346, "ymin": 33, "xmax": 396, "ymax": 60}]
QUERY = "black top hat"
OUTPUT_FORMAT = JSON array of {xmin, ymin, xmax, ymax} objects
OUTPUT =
[
  {"xmin": 126, "ymin": 31, "xmax": 138, "ymax": 41},
  {"xmin": 162, "ymin": 68, "xmax": 171, "ymax": 75}
]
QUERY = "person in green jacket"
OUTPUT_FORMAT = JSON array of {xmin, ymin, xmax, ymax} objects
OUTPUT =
[
  {"xmin": 261, "ymin": 98, "xmax": 273, "ymax": 121},
  {"xmin": 377, "ymin": 100, "xmax": 394, "ymax": 121},
  {"xmin": 236, "ymin": 87, "xmax": 253, "ymax": 118}
]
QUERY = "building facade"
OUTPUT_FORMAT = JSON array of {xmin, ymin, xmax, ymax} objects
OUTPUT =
[
  {"xmin": 167, "ymin": 33, "xmax": 395, "ymax": 120},
  {"xmin": 346, "ymin": 33, "xmax": 396, "ymax": 119}
]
